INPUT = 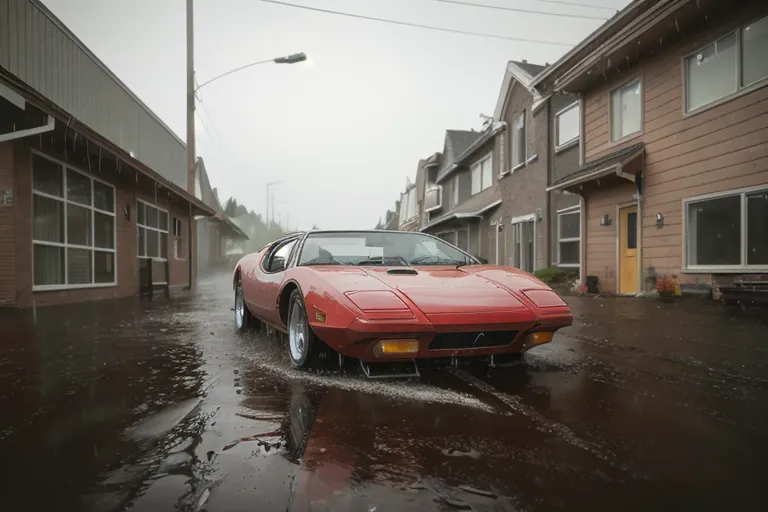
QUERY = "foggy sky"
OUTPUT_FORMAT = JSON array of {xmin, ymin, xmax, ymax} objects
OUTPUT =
[{"xmin": 41, "ymin": 0, "xmax": 630, "ymax": 230}]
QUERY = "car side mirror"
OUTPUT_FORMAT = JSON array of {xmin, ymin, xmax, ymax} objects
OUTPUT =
[{"xmin": 271, "ymin": 256, "xmax": 286, "ymax": 272}]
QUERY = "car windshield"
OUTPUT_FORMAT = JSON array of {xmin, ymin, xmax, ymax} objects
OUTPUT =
[{"xmin": 297, "ymin": 231, "xmax": 476, "ymax": 266}]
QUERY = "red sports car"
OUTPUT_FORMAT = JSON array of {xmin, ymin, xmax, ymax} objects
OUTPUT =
[{"xmin": 233, "ymin": 230, "xmax": 572, "ymax": 376}]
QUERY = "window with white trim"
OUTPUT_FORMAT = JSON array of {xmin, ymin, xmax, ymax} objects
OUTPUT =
[
  {"xmin": 510, "ymin": 216, "xmax": 535, "ymax": 273},
  {"xmin": 685, "ymin": 15, "xmax": 768, "ymax": 113},
  {"xmin": 685, "ymin": 188, "xmax": 768, "ymax": 269},
  {"xmin": 511, "ymin": 112, "xmax": 526, "ymax": 168},
  {"xmin": 556, "ymin": 103, "xmax": 580, "ymax": 149},
  {"xmin": 452, "ymin": 177, "xmax": 459, "ymax": 207},
  {"xmin": 557, "ymin": 209, "xmax": 580, "ymax": 266},
  {"xmin": 32, "ymin": 153, "xmax": 116, "ymax": 289},
  {"xmin": 137, "ymin": 200, "xmax": 169, "ymax": 260},
  {"xmin": 470, "ymin": 154, "xmax": 492, "ymax": 195},
  {"xmin": 172, "ymin": 217, "xmax": 186, "ymax": 259},
  {"xmin": 610, "ymin": 79, "xmax": 642, "ymax": 141}
]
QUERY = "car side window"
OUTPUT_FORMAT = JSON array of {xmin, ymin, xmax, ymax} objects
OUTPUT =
[{"xmin": 267, "ymin": 239, "xmax": 297, "ymax": 273}]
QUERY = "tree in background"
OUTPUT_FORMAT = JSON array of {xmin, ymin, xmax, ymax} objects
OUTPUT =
[{"xmin": 226, "ymin": 196, "xmax": 285, "ymax": 253}]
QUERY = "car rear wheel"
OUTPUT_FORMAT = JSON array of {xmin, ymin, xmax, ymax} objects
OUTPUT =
[
  {"xmin": 287, "ymin": 289, "xmax": 320, "ymax": 368},
  {"xmin": 235, "ymin": 282, "xmax": 254, "ymax": 333}
]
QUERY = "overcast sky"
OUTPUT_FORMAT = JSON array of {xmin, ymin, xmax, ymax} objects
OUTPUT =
[{"xmin": 42, "ymin": 0, "xmax": 630, "ymax": 230}]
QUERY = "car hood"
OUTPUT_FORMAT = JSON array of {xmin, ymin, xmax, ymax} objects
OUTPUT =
[{"xmin": 357, "ymin": 266, "xmax": 534, "ymax": 315}]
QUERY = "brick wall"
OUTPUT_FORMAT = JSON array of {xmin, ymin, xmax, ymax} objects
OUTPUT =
[
  {"xmin": 0, "ymin": 143, "xmax": 16, "ymax": 305},
  {"xmin": 8, "ymin": 140, "xmax": 193, "ymax": 309}
]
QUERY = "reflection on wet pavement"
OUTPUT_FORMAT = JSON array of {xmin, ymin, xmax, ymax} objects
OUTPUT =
[{"xmin": 1, "ymin": 275, "xmax": 767, "ymax": 511}]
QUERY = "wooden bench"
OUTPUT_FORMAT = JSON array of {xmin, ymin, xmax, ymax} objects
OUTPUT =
[{"xmin": 719, "ymin": 275, "xmax": 768, "ymax": 307}]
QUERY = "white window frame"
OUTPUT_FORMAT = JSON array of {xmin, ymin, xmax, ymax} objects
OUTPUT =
[
  {"xmin": 555, "ymin": 101, "xmax": 580, "ymax": 152},
  {"xmin": 683, "ymin": 15, "xmax": 768, "ymax": 115},
  {"xmin": 510, "ymin": 112, "xmax": 527, "ymax": 172},
  {"xmin": 682, "ymin": 184, "xmax": 768, "ymax": 273},
  {"xmin": 137, "ymin": 199, "xmax": 169, "ymax": 262},
  {"xmin": 470, "ymin": 153, "xmax": 493, "ymax": 195},
  {"xmin": 424, "ymin": 185, "xmax": 443, "ymax": 213},
  {"xmin": 609, "ymin": 77, "xmax": 643, "ymax": 142},
  {"xmin": 31, "ymin": 151, "xmax": 117, "ymax": 291},
  {"xmin": 556, "ymin": 205, "xmax": 581, "ymax": 268},
  {"xmin": 509, "ymin": 213, "xmax": 537, "ymax": 273},
  {"xmin": 172, "ymin": 217, "xmax": 186, "ymax": 260}
]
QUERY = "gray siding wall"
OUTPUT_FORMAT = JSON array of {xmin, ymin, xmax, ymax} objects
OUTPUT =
[
  {"xmin": 497, "ymin": 82, "xmax": 548, "ymax": 271},
  {"xmin": 0, "ymin": 0, "xmax": 187, "ymax": 190}
]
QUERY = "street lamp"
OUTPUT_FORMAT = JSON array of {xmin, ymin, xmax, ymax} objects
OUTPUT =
[
  {"xmin": 195, "ymin": 52, "xmax": 307, "ymax": 92},
  {"xmin": 266, "ymin": 180, "xmax": 284, "ymax": 226}
]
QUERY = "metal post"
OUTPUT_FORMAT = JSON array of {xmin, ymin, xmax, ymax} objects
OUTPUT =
[
  {"xmin": 186, "ymin": 0, "xmax": 195, "ymax": 195},
  {"xmin": 271, "ymin": 194, "xmax": 275, "ymax": 228}
]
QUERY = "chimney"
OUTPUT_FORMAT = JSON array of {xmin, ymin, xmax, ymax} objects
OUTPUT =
[{"xmin": 522, "ymin": 59, "xmax": 528, "ymax": 64}]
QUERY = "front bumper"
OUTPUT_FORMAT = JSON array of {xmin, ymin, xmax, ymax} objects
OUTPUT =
[{"xmin": 311, "ymin": 305, "xmax": 573, "ymax": 363}]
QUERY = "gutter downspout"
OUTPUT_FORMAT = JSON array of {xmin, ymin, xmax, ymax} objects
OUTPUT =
[{"xmin": 636, "ymin": 153, "xmax": 645, "ymax": 297}]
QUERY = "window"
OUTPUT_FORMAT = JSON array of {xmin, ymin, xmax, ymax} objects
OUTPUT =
[
  {"xmin": 685, "ymin": 187, "xmax": 768, "ymax": 269},
  {"xmin": 685, "ymin": 16, "xmax": 768, "ymax": 113},
  {"xmin": 470, "ymin": 154, "xmax": 492, "ymax": 195},
  {"xmin": 556, "ymin": 102, "xmax": 580, "ymax": 149},
  {"xmin": 557, "ymin": 209, "xmax": 580, "ymax": 266},
  {"xmin": 424, "ymin": 186, "xmax": 441, "ymax": 212},
  {"xmin": 137, "ymin": 200, "xmax": 169, "ymax": 260},
  {"xmin": 172, "ymin": 217, "xmax": 186, "ymax": 259},
  {"xmin": 511, "ymin": 112, "xmax": 526, "ymax": 168},
  {"xmin": 610, "ymin": 79, "xmax": 642, "ymax": 141},
  {"xmin": 267, "ymin": 239, "xmax": 296, "ymax": 272},
  {"xmin": 32, "ymin": 153, "xmax": 116, "ymax": 289},
  {"xmin": 452, "ymin": 177, "xmax": 459, "ymax": 207}
]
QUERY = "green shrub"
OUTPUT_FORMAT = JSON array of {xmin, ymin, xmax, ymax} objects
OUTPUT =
[{"xmin": 533, "ymin": 266, "xmax": 576, "ymax": 285}]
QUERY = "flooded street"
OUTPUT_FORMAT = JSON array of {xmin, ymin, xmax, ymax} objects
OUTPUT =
[{"xmin": 1, "ymin": 274, "xmax": 768, "ymax": 511}]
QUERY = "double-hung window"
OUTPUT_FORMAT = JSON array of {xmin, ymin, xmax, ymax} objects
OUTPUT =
[
  {"xmin": 137, "ymin": 200, "xmax": 169, "ymax": 260},
  {"xmin": 511, "ymin": 112, "xmax": 526, "ymax": 169},
  {"xmin": 32, "ymin": 153, "xmax": 116, "ymax": 289},
  {"xmin": 610, "ymin": 79, "xmax": 642, "ymax": 141},
  {"xmin": 172, "ymin": 217, "xmax": 186, "ymax": 259},
  {"xmin": 557, "ymin": 207, "xmax": 580, "ymax": 267},
  {"xmin": 555, "ymin": 102, "xmax": 580, "ymax": 150},
  {"xmin": 685, "ymin": 15, "xmax": 768, "ymax": 113},
  {"xmin": 470, "ymin": 154, "xmax": 493, "ymax": 195},
  {"xmin": 685, "ymin": 187, "xmax": 768, "ymax": 270}
]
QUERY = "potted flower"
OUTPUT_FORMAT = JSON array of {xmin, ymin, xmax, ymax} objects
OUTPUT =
[{"xmin": 656, "ymin": 274, "xmax": 678, "ymax": 302}]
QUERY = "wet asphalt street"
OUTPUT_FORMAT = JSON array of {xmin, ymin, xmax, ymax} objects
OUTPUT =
[{"xmin": 1, "ymin": 274, "xmax": 768, "ymax": 511}]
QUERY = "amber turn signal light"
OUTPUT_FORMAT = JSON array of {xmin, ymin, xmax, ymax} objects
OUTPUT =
[
  {"xmin": 524, "ymin": 331, "xmax": 554, "ymax": 349},
  {"xmin": 374, "ymin": 339, "xmax": 420, "ymax": 356}
]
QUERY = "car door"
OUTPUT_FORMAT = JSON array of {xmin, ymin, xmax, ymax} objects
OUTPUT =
[{"xmin": 250, "ymin": 237, "xmax": 299, "ymax": 326}]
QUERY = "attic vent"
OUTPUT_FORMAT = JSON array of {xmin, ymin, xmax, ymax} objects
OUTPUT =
[{"xmin": 387, "ymin": 268, "xmax": 418, "ymax": 275}]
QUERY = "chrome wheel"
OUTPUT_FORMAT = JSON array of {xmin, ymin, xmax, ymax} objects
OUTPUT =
[
  {"xmin": 288, "ymin": 298, "xmax": 308, "ymax": 363},
  {"xmin": 235, "ymin": 286, "xmax": 245, "ymax": 330}
]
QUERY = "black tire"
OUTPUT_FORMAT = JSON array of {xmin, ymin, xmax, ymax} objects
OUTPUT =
[
  {"xmin": 234, "ymin": 282, "xmax": 254, "ymax": 333},
  {"xmin": 286, "ymin": 289, "xmax": 320, "ymax": 369}
]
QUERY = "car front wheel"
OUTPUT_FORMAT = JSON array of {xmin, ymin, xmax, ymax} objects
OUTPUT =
[{"xmin": 287, "ymin": 289, "xmax": 320, "ymax": 368}]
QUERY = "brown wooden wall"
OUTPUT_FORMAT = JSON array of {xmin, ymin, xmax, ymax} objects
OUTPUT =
[{"xmin": 581, "ymin": 5, "xmax": 768, "ymax": 284}]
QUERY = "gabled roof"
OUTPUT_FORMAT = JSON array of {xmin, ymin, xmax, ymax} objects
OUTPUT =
[
  {"xmin": 434, "ymin": 129, "xmax": 484, "ymax": 183},
  {"xmin": 494, "ymin": 60, "xmax": 548, "ymax": 120}
]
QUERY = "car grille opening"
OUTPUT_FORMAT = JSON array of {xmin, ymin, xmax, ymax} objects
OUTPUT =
[{"xmin": 428, "ymin": 331, "xmax": 518, "ymax": 350}]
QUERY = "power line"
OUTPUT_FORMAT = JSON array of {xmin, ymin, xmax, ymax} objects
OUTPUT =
[
  {"xmin": 432, "ymin": 0, "xmax": 609, "ymax": 20},
  {"xmin": 255, "ymin": 0, "xmax": 575, "ymax": 47},
  {"xmin": 512, "ymin": 0, "xmax": 617, "ymax": 12}
]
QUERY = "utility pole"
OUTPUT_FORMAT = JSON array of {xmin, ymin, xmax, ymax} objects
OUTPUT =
[
  {"xmin": 186, "ymin": 0, "xmax": 195, "ymax": 195},
  {"xmin": 185, "ymin": 0, "xmax": 197, "ymax": 291}
]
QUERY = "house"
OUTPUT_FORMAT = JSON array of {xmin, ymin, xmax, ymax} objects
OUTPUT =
[
  {"xmin": 0, "ymin": 0, "xmax": 215, "ymax": 308},
  {"xmin": 419, "ymin": 127, "xmax": 504, "ymax": 262},
  {"xmin": 398, "ymin": 178, "xmax": 420, "ymax": 232},
  {"xmin": 194, "ymin": 158, "xmax": 248, "ymax": 274},
  {"xmin": 534, "ymin": 0, "xmax": 768, "ymax": 295},
  {"xmin": 492, "ymin": 60, "xmax": 582, "ymax": 275}
]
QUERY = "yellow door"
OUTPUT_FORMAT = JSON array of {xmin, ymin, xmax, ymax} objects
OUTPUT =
[{"xmin": 619, "ymin": 206, "xmax": 638, "ymax": 294}]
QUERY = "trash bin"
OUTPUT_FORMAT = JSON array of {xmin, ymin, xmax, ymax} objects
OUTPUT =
[{"xmin": 586, "ymin": 275, "xmax": 599, "ymax": 294}]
